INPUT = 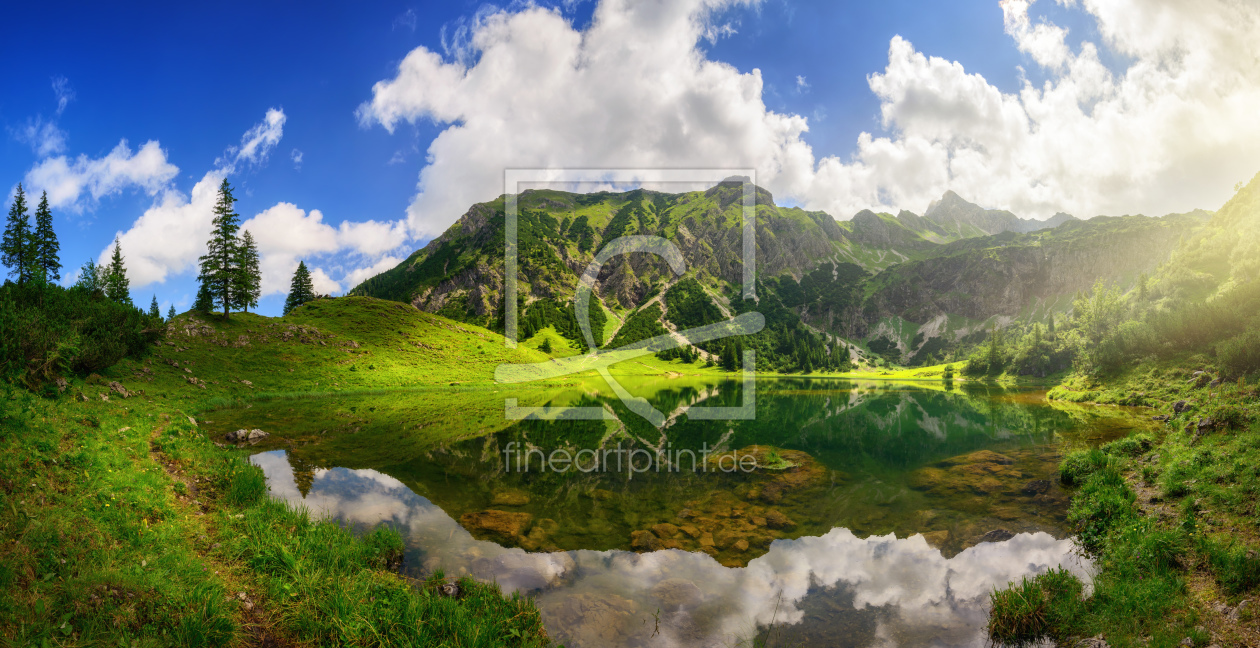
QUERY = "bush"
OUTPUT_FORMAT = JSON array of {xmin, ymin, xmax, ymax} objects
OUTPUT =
[
  {"xmin": 0, "ymin": 282, "xmax": 160, "ymax": 385},
  {"xmin": 1219, "ymin": 328, "xmax": 1260, "ymax": 378}
]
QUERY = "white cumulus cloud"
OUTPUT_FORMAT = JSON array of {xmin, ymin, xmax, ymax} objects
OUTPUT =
[
  {"xmin": 359, "ymin": 0, "xmax": 1260, "ymax": 237},
  {"xmin": 27, "ymin": 140, "xmax": 180, "ymax": 212}
]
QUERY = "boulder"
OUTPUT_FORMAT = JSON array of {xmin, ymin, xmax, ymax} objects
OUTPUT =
[
  {"xmin": 1021, "ymin": 479, "xmax": 1051, "ymax": 495},
  {"xmin": 651, "ymin": 523, "xmax": 680, "ymax": 539},
  {"xmin": 977, "ymin": 529, "xmax": 1015, "ymax": 543},
  {"xmin": 1173, "ymin": 400, "xmax": 1190, "ymax": 414},
  {"xmin": 247, "ymin": 429, "xmax": 268, "ymax": 440},
  {"xmin": 630, "ymin": 530, "xmax": 660, "ymax": 551},
  {"xmin": 764, "ymin": 510, "xmax": 796, "ymax": 530},
  {"xmin": 459, "ymin": 510, "xmax": 533, "ymax": 542}
]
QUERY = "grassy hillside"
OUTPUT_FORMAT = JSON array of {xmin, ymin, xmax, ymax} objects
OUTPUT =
[{"xmin": 0, "ymin": 297, "xmax": 570, "ymax": 647}]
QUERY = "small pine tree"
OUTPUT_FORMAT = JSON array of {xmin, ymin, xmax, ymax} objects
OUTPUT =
[
  {"xmin": 234, "ymin": 229, "xmax": 261, "ymax": 313},
  {"xmin": 167, "ymin": 304, "xmax": 176, "ymax": 320},
  {"xmin": 149, "ymin": 295, "xmax": 161, "ymax": 318},
  {"xmin": 199, "ymin": 179, "xmax": 242, "ymax": 319},
  {"xmin": 194, "ymin": 279, "xmax": 214, "ymax": 313},
  {"xmin": 74, "ymin": 259, "xmax": 102, "ymax": 294},
  {"xmin": 1, "ymin": 184, "xmax": 33, "ymax": 284},
  {"xmin": 32, "ymin": 191, "xmax": 60, "ymax": 284},
  {"xmin": 720, "ymin": 340, "xmax": 737, "ymax": 372},
  {"xmin": 103, "ymin": 237, "xmax": 131, "ymax": 306},
  {"xmin": 284, "ymin": 261, "xmax": 316, "ymax": 315}
]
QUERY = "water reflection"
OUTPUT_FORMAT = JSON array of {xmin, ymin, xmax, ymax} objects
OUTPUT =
[{"xmin": 253, "ymin": 450, "xmax": 1091, "ymax": 648}]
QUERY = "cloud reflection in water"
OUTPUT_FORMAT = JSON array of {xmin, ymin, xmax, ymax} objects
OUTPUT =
[{"xmin": 252, "ymin": 450, "xmax": 1089, "ymax": 648}]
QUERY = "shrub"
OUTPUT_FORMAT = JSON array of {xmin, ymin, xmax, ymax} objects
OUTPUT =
[
  {"xmin": 1219, "ymin": 328, "xmax": 1260, "ymax": 378},
  {"xmin": 1067, "ymin": 467, "xmax": 1137, "ymax": 553},
  {"xmin": 0, "ymin": 282, "xmax": 159, "ymax": 385},
  {"xmin": 1102, "ymin": 434, "xmax": 1153, "ymax": 457}
]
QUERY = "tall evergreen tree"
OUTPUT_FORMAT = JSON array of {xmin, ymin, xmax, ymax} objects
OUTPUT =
[
  {"xmin": 103, "ymin": 237, "xmax": 132, "ymax": 306},
  {"xmin": 1, "ymin": 183, "xmax": 34, "ymax": 283},
  {"xmin": 32, "ymin": 191, "xmax": 60, "ymax": 284},
  {"xmin": 234, "ymin": 229, "xmax": 261, "ymax": 313},
  {"xmin": 283, "ymin": 261, "xmax": 316, "ymax": 315},
  {"xmin": 167, "ymin": 304, "xmax": 176, "ymax": 320},
  {"xmin": 149, "ymin": 295, "xmax": 161, "ymax": 318},
  {"xmin": 199, "ymin": 179, "xmax": 242, "ymax": 319},
  {"xmin": 74, "ymin": 259, "xmax": 102, "ymax": 294}
]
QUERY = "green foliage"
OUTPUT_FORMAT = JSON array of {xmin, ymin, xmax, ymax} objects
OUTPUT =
[
  {"xmin": 1067, "ymin": 467, "xmax": 1136, "ymax": 554},
  {"xmin": 1058, "ymin": 447, "xmax": 1111, "ymax": 486},
  {"xmin": 32, "ymin": 191, "xmax": 60, "ymax": 284},
  {"xmin": 664, "ymin": 277, "xmax": 724, "ymax": 330},
  {"xmin": 0, "ymin": 282, "xmax": 158, "ymax": 385},
  {"xmin": 103, "ymin": 237, "xmax": 132, "ymax": 306},
  {"xmin": 520, "ymin": 296, "xmax": 606, "ymax": 348},
  {"xmin": 284, "ymin": 261, "xmax": 316, "ymax": 315},
  {"xmin": 73, "ymin": 259, "xmax": 102, "ymax": 295},
  {"xmin": 168, "ymin": 304, "xmax": 176, "ymax": 320},
  {"xmin": 149, "ymin": 294, "xmax": 161, "ymax": 319},
  {"xmin": 234, "ymin": 229, "xmax": 261, "ymax": 313},
  {"xmin": 221, "ymin": 459, "xmax": 267, "ymax": 507},
  {"xmin": 606, "ymin": 303, "xmax": 668, "ymax": 349},
  {"xmin": 198, "ymin": 179, "xmax": 242, "ymax": 318},
  {"xmin": 1218, "ymin": 327, "xmax": 1260, "ymax": 378},
  {"xmin": 2, "ymin": 183, "xmax": 36, "ymax": 284},
  {"xmin": 194, "ymin": 278, "xmax": 215, "ymax": 313},
  {"xmin": 987, "ymin": 568, "xmax": 1085, "ymax": 646},
  {"xmin": 1199, "ymin": 535, "xmax": 1260, "ymax": 595}
]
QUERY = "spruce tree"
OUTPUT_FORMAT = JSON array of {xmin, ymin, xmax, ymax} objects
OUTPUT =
[
  {"xmin": 193, "ymin": 279, "xmax": 214, "ymax": 313},
  {"xmin": 198, "ymin": 179, "xmax": 241, "ymax": 319},
  {"xmin": 74, "ymin": 259, "xmax": 102, "ymax": 294},
  {"xmin": 234, "ymin": 229, "xmax": 261, "ymax": 313},
  {"xmin": 103, "ymin": 238, "xmax": 131, "ymax": 306},
  {"xmin": 283, "ymin": 261, "xmax": 315, "ymax": 315},
  {"xmin": 167, "ymin": 304, "xmax": 176, "ymax": 320},
  {"xmin": 32, "ymin": 191, "xmax": 60, "ymax": 284},
  {"xmin": 149, "ymin": 295, "xmax": 160, "ymax": 318},
  {"xmin": 1, "ymin": 184, "xmax": 33, "ymax": 283}
]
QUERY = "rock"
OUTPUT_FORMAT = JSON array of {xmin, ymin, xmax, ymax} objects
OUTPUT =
[
  {"xmin": 977, "ymin": 529, "xmax": 1015, "ymax": 543},
  {"xmin": 75, "ymin": 392, "xmax": 88, "ymax": 402},
  {"xmin": 630, "ymin": 530, "xmax": 660, "ymax": 551},
  {"xmin": 940, "ymin": 450, "xmax": 1015, "ymax": 466},
  {"xmin": 55, "ymin": 378, "xmax": 68, "ymax": 393},
  {"xmin": 650, "ymin": 579, "xmax": 703, "ymax": 611},
  {"xmin": 1174, "ymin": 400, "xmax": 1190, "ymax": 414},
  {"xmin": 733, "ymin": 539, "xmax": 750, "ymax": 552},
  {"xmin": 1197, "ymin": 418, "xmax": 1213, "ymax": 430},
  {"xmin": 1021, "ymin": 479, "xmax": 1051, "ymax": 495},
  {"xmin": 922, "ymin": 530, "xmax": 950, "ymax": 549},
  {"xmin": 651, "ymin": 523, "xmax": 680, "ymax": 539},
  {"xmin": 187, "ymin": 416, "xmax": 197, "ymax": 426},
  {"xmin": 1179, "ymin": 638, "xmax": 1192, "ymax": 647},
  {"xmin": 247, "ymin": 429, "xmax": 268, "ymax": 440},
  {"xmin": 1075, "ymin": 635, "xmax": 1109, "ymax": 648},
  {"xmin": 459, "ymin": 510, "xmax": 533, "ymax": 542},
  {"xmin": 764, "ymin": 510, "xmax": 796, "ymax": 530},
  {"xmin": 1210, "ymin": 378, "xmax": 1222, "ymax": 388},
  {"xmin": 438, "ymin": 581, "xmax": 462, "ymax": 598},
  {"xmin": 99, "ymin": 393, "xmax": 109, "ymax": 402},
  {"xmin": 225, "ymin": 429, "xmax": 249, "ymax": 442},
  {"xmin": 679, "ymin": 525, "xmax": 701, "ymax": 539},
  {"xmin": 491, "ymin": 490, "xmax": 531, "ymax": 506}
]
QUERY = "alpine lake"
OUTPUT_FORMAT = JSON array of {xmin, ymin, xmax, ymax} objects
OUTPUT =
[{"xmin": 205, "ymin": 376, "xmax": 1152, "ymax": 647}]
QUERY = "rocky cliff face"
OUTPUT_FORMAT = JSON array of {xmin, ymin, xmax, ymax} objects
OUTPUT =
[
  {"xmin": 350, "ymin": 180, "xmax": 848, "ymax": 328},
  {"xmin": 924, "ymin": 190, "xmax": 1078, "ymax": 236}
]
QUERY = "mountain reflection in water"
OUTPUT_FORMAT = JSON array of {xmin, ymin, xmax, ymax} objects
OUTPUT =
[{"xmin": 252, "ymin": 450, "xmax": 1090, "ymax": 648}]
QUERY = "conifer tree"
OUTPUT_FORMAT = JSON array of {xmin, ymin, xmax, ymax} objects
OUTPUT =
[
  {"xmin": 1, "ymin": 184, "xmax": 34, "ymax": 283},
  {"xmin": 283, "ymin": 261, "xmax": 315, "ymax": 315},
  {"xmin": 103, "ymin": 237, "xmax": 131, "ymax": 306},
  {"xmin": 32, "ymin": 191, "xmax": 60, "ymax": 284},
  {"xmin": 149, "ymin": 295, "xmax": 160, "ymax": 318},
  {"xmin": 167, "ymin": 304, "xmax": 176, "ymax": 320},
  {"xmin": 234, "ymin": 229, "xmax": 261, "ymax": 313},
  {"xmin": 74, "ymin": 259, "xmax": 102, "ymax": 295},
  {"xmin": 193, "ymin": 279, "xmax": 214, "ymax": 313},
  {"xmin": 199, "ymin": 179, "xmax": 241, "ymax": 319}
]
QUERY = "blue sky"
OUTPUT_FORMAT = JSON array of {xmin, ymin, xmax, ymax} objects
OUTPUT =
[{"xmin": 3, "ymin": 0, "xmax": 1258, "ymax": 316}]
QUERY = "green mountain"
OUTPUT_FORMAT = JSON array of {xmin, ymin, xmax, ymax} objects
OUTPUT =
[{"xmin": 353, "ymin": 178, "xmax": 1238, "ymax": 368}]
